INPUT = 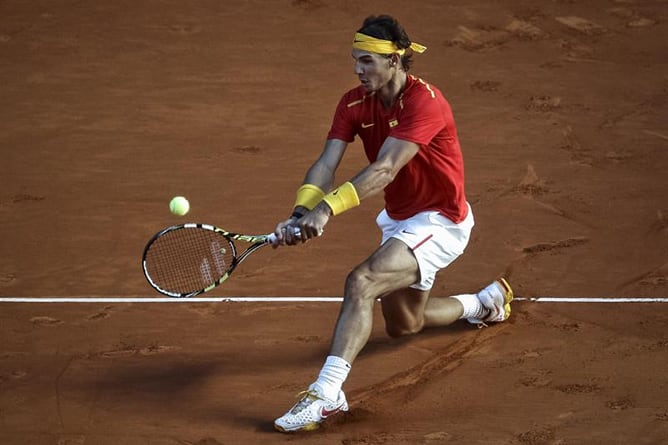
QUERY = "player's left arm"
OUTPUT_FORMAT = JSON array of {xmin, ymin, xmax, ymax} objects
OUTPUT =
[
  {"xmin": 298, "ymin": 137, "xmax": 419, "ymax": 237},
  {"xmin": 350, "ymin": 136, "xmax": 419, "ymax": 200}
]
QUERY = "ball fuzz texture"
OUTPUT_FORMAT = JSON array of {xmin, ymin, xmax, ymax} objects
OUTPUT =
[{"xmin": 169, "ymin": 196, "xmax": 190, "ymax": 216}]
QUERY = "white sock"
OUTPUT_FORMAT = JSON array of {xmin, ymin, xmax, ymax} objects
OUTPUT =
[
  {"xmin": 312, "ymin": 355, "xmax": 351, "ymax": 401},
  {"xmin": 451, "ymin": 294, "xmax": 489, "ymax": 320}
]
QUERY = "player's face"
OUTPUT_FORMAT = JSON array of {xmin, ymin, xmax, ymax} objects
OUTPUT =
[{"xmin": 352, "ymin": 49, "xmax": 394, "ymax": 92}]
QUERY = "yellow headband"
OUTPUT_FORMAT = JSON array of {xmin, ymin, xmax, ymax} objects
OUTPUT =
[{"xmin": 352, "ymin": 32, "xmax": 427, "ymax": 55}]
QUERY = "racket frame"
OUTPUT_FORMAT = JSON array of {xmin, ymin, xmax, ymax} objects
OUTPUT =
[{"xmin": 142, "ymin": 223, "xmax": 276, "ymax": 298}]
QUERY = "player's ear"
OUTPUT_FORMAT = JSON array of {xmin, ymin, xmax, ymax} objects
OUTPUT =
[{"xmin": 389, "ymin": 54, "xmax": 399, "ymax": 67}]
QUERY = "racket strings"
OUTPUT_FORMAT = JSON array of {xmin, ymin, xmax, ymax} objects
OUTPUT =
[{"xmin": 144, "ymin": 228, "xmax": 236, "ymax": 294}]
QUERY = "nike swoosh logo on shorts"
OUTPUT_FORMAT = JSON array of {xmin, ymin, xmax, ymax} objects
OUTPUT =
[{"xmin": 361, "ymin": 122, "xmax": 374, "ymax": 128}]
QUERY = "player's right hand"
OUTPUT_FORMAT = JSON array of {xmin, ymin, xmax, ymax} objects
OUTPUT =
[{"xmin": 273, "ymin": 218, "xmax": 302, "ymax": 248}]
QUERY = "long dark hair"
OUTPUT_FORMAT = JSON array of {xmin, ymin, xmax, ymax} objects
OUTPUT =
[{"xmin": 357, "ymin": 15, "xmax": 414, "ymax": 71}]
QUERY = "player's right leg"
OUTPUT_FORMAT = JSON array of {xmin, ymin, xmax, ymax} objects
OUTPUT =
[
  {"xmin": 273, "ymin": 386, "xmax": 349, "ymax": 433},
  {"xmin": 275, "ymin": 239, "xmax": 420, "ymax": 433}
]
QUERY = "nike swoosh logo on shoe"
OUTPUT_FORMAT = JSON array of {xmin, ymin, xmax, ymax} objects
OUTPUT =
[{"xmin": 320, "ymin": 406, "xmax": 343, "ymax": 417}]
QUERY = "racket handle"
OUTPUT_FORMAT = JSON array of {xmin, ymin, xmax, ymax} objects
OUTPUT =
[{"xmin": 267, "ymin": 227, "xmax": 303, "ymax": 245}]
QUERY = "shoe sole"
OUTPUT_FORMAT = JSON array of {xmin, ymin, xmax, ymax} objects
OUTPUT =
[
  {"xmin": 274, "ymin": 422, "xmax": 320, "ymax": 433},
  {"xmin": 497, "ymin": 278, "xmax": 514, "ymax": 321}
]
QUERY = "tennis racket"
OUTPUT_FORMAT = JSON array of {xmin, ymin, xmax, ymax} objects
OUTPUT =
[{"xmin": 142, "ymin": 223, "xmax": 295, "ymax": 298}]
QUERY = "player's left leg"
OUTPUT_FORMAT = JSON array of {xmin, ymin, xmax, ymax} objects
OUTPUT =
[
  {"xmin": 377, "ymin": 206, "xmax": 512, "ymax": 333},
  {"xmin": 380, "ymin": 287, "xmax": 465, "ymax": 337},
  {"xmin": 380, "ymin": 280, "xmax": 515, "ymax": 336}
]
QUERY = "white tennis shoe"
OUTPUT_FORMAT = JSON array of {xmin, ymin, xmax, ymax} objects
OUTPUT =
[
  {"xmin": 468, "ymin": 278, "xmax": 514, "ymax": 325},
  {"xmin": 274, "ymin": 386, "xmax": 348, "ymax": 433}
]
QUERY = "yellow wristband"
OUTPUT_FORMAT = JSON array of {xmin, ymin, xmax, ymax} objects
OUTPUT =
[
  {"xmin": 322, "ymin": 182, "xmax": 360, "ymax": 216},
  {"xmin": 294, "ymin": 184, "xmax": 325, "ymax": 210}
]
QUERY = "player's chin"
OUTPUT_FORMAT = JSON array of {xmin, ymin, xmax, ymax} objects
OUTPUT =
[{"xmin": 359, "ymin": 80, "xmax": 374, "ymax": 91}]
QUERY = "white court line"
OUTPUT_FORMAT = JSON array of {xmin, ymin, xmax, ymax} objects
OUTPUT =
[
  {"xmin": 518, "ymin": 297, "xmax": 668, "ymax": 303},
  {"xmin": 0, "ymin": 297, "xmax": 667, "ymax": 303}
]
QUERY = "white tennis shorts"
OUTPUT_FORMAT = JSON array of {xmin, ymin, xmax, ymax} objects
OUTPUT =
[{"xmin": 376, "ymin": 204, "xmax": 474, "ymax": 291}]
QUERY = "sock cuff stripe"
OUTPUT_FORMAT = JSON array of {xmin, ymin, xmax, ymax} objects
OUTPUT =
[{"xmin": 325, "ymin": 355, "xmax": 351, "ymax": 369}]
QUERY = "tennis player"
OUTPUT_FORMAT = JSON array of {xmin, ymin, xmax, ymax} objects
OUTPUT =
[{"xmin": 273, "ymin": 15, "xmax": 513, "ymax": 433}]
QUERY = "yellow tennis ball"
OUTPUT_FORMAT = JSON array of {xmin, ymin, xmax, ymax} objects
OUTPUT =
[{"xmin": 169, "ymin": 196, "xmax": 190, "ymax": 216}]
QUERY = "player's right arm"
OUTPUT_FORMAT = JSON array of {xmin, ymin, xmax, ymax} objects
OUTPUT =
[
  {"xmin": 295, "ymin": 138, "xmax": 348, "ymax": 214},
  {"xmin": 274, "ymin": 139, "xmax": 348, "ymax": 244}
]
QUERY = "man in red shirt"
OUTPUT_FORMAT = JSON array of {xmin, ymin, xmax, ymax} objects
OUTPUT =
[{"xmin": 273, "ymin": 15, "xmax": 514, "ymax": 433}]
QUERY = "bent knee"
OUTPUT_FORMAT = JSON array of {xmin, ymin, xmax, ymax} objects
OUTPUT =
[
  {"xmin": 345, "ymin": 266, "xmax": 379, "ymax": 299},
  {"xmin": 385, "ymin": 320, "xmax": 424, "ymax": 338}
]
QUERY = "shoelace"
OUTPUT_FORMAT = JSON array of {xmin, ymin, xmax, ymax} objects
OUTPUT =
[{"xmin": 289, "ymin": 390, "xmax": 323, "ymax": 414}]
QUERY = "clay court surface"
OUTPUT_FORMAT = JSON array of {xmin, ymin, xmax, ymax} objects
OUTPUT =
[{"xmin": 1, "ymin": 1, "xmax": 667, "ymax": 444}]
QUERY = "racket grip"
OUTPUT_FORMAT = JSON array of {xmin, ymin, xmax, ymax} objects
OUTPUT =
[{"xmin": 267, "ymin": 227, "xmax": 302, "ymax": 245}]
